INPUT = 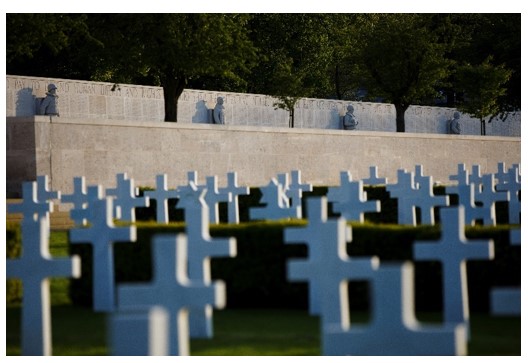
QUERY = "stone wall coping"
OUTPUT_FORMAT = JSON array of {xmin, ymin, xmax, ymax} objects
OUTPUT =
[{"xmin": 7, "ymin": 116, "xmax": 520, "ymax": 143}]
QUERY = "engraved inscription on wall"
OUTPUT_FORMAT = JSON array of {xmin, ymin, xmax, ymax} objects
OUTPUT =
[{"xmin": 6, "ymin": 75, "xmax": 520, "ymax": 137}]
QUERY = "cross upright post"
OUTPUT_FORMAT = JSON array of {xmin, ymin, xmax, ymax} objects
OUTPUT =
[
  {"xmin": 117, "ymin": 234, "xmax": 226, "ymax": 355},
  {"xmin": 447, "ymin": 163, "xmax": 469, "ymax": 195},
  {"xmin": 68, "ymin": 185, "xmax": 105, "ymax": 225},
  {"xmin": 36, "ymin": 175, "xmax": 61, "ymax": 202},
  {"xmin": 7, "ymin": 215, "xmax": 81, "ymax": 355},
  {"xmin": 362, "ymin": 166, "xmax": 387, "ymax": 186},
  {"xmin": 187, "ymin": 171, "xmax": 206, "ymax": 191},
  {"xmin": 218, "ymin": 171, "xmax": 250, "ymax": 224},
  {"xmin": 144, "ymin": 174, "xmax": 180, "ymax": 224},
  {"xmin": 495, "ymin": 162, "xmax": 509, "ymax": 184},
  {"xmin": 285, "ymin": 196, "xmax": 379, "ymax": 326},
  {"xmin": 496, "ymin": 165, "xmax": 521, "ymax": 224},
  {"xmin": 287, "ymin": 170, "xmax": 313, "ymax": 210},
  {"xmin": 204, "ymin": 175, "xmax": 231, "ymax": 224},
  {"xmin": 70, "ymin": 197, "xmax": 137, "ymax": 312},
  {"xmin": 106, "ymin": 173, "xmax": 149, "ymax": 222},
  {"xmin": 414, "ymin": 206, "xmax": 494, "ymax": 339},
  {"xmin": 276, "ymin": 172, "xmax": 289, "ymax": 196},
  {"xmin": 176, "ymin": 182, "xmax": 236, "ymax": 337},
  {"xmin": 285, "ymin": 197, "xmax": 352, "ymax": 315},
  {"xmin": 8, "ymin": 182, "xmax": 52, "ymax": 222},
  {"xmin": 276, "ymin": 172, "xmax": 293, "ymax": 207},
  {"xmin": 386, "ymin": 169, "xmax": 419, "ymax": 225},
  {"xmin": 469, "ymin": 165, "xmax": 484, "ymax": 193},
  {"xmin": 61, "ymin": 177, "xmax": 88, "ymax": 225},
  {"xmin": 452, "ymin": 183, "xmax": 486, "ymax": 225},
  {"xmin": 413, "ymin": 165, "xmax": 449, "ymax": 225}
]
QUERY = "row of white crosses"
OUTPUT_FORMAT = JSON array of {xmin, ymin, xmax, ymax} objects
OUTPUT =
[
  {"xmin": 7, "ymin": 163, "xmax": 520, "ymax": 355},
  {"xmin": 285, "ymin": 198, "xmax": 498, "ymax": 355},
  {"xmin": 7, "ymin": 173, "xmax": 238, "ymax": 355}
]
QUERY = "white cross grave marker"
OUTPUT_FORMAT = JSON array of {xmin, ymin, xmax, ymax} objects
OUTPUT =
[
  {"xmin": 8, "ymin": 181, "xmax": 51, "ymax": 222},
  {"xmin": 61, "ymin": 176, "xmax": 88, "ymax": 225},
  {"xmin": 117, "ymin": 234, "xmax": 226, "ymax": 355},
  {"xmin": 474, "ymin": 173, "xmax": 509, "ymax": 226},
  {"xmin": 218, "ymin": 171, "xmax": 250, "ymax": 224},
  {"xmin": 386, "ymin": 169, "xmax": 419, "ymax": 225},
  {"xmin": 469, "ymin": 164, "xmax": 484, "ymax": 190},
  {"xmin": 144, "ymin": 174, "xmax": 179, "ymax": 224},
  {"xmin": 327, "ymin": 171, "xmax": 380, "ymax": 222},
  {"xmin": 495, "ymin": 162, "xmax": 509, "ymax": 184},
  {"xmin": 204, "ymin": 175, "xmax": 231, "ymax": 224},
  {"xmin": 276, "ymin": 172, "xmax": 289, "ymax": 196},
  {"xmin": 413, "ymin": 165, "xmax": 449, "ymax": 225},
  {"xmin": 175, "ymin": 181, "xmax": 236, "ymax": 337},
  {"xmin": 496, "ymin": 165, "xmax": 521, "ymax": 224},
  {"xmin": 287, "ymin": 170, "xmax": 313, "ymax": 211},
  {"xmin": 362, "ymin": 166, "xmax": 387, "ymax": 186},
  {"xmin": 68, "ymin": 184, "xmax": 108, "ymax": 225},
  {"xmin": 284, "ymin": 197, "xmax": 380, "ymax": 336},
  {"xmin": 324, "ymin": 263, "xmax": 467, "ymax": 355},
  {"xmin": 453, "ymin": 184, "xmax": 486, "ymax": 225},
  {"xmin": 284, "ymin": 197, "xmax": 353, "ymax": 315},
  {"xmin": 250, "ymin": 178, "xmax": 301, "ymax": 220},
  {"xmin": 187, "ymin": 170, "xmax": 206, "ymax": 191},
  {"xmin": 7, "ymin": 186, "xmax": 81, "ymax": 356},
  {"xmin": 106, "ymin": 173, "xmax": 149, "ymax": 222},
  {"xmin": 70, "ymin": 197, "xmax": 137, "ymax": 312},
  {"xmin": 414, "ymin": 206, "xmax": 494, "ymax": 339},
  {"xmin": 36, "ymin": 175, "xmax": 61, "ymax": 202},
  {"xmin": 448, "ymin": 163, "xmax": 469, "ymax": 189}
]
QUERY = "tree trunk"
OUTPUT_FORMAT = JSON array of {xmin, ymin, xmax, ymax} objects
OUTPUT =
[
  {"xmin": 481, "ymin": 117, "xmax": 486, "ymax": 136},
  {"xmin": 394, "ymin": 103, "xmax": 409, "ymax": 132},
  {"xmin": 290, "ymin": 109, "xmax": 295, "ymax": 128},
  {"xmin": 162, "ymin": 74, "xmax": 187, "ymax": 122}
]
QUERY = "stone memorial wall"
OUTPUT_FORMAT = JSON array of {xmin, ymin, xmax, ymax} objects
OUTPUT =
[
  {"xmin": 6, "ymin": 75, "xmax": 521, "ymax": 137},
  {"xmin": 6, "ymin": 116, "xmax": 520, "ymax": 199}
]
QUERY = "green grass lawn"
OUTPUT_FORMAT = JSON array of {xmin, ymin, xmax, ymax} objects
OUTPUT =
[{"xmin": 6, "ymin": 305, "xmax": 520, "ymax": 356}]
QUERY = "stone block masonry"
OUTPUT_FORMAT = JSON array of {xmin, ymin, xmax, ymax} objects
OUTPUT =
[
  {"xmin": 6, "ymin": 117, "xmax": 520, "ymax": 201},
  {"xmin": 7, "ymin": 75, "xmax": 520, "ymax": 137}
]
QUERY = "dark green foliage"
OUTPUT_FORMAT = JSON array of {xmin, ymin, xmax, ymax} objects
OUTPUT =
[
  {"xmin": 6, "ymin": 222, "xmax": 22, "ymax": 304},
  {"xmin": 135, "ymin": 185, "xmax": 508, "ymax": 226}
]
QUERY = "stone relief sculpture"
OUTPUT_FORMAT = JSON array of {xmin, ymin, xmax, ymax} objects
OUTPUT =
[
  {"xmin": 447, "ymin": 112, "xmax": 461, "ymax": 135},
  {"xmin": 213, "ymin": 97, "xmax": 225, "ymax": 124},
  {"xmin": 343, "ymin": 104, "xmax": 358, "ymax": 130},
  {"xmin": 39, "ymin": 84, "xmax": 60, "ymax": 116}
]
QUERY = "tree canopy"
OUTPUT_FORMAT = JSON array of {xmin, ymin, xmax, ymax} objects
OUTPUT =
[
  {"xmin": 455, "ymin": 57, "xmax": 512, "ymax": 135},
  {"xmin": 7, "ymin": 13, "xmax": 520, "ymax": 128}
]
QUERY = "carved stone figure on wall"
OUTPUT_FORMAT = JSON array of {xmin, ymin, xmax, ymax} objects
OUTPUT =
[
  {"xmin": 39, "ymin": 84, "xmax": 60, "ymax": 116},
  {"xmin": 447, "ymin": 112, "xmax": 461, "ymax": 135},
  {"xmin": 343, "ymin": 104, "xmax": 358, "ymax": 130},
  {"xmin": 213, "ymin": 97, "xmax": 225, "ymax": 124}
]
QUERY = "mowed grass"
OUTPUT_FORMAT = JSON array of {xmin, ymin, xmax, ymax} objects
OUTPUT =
[{"xmin": 6, "ymin": 306, "xmax": 520, "ymax": 356}]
